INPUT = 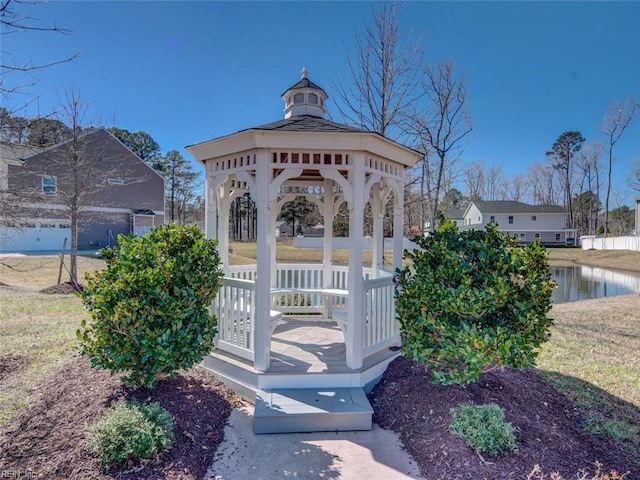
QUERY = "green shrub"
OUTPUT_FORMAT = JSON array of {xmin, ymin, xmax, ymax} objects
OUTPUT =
[
  {"xmin": 85, "ymin": 400, "xmax": 174, "ymax": 467},
  {"xmin": 449, "ymin": 402, "xmax": 517, "ymax": 457},
  {"xmin": 78, "ymin": 224, "xmax": 223, "ymax": 388},
  {"xmin": 395, "ymin": 222, "xmax": 555, "ymax": 385}
]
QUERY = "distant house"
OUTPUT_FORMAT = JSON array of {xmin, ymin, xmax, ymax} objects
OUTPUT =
[
  {"xmin": 0, "ymin": 128, "xmax": 165, "ymax": 252},
  {"xmin": 444, "ymin": 208, "xmax": 465, "ymax": 227},
  {"xmin": 456, "ymin": 200, "xmax": 578, "ymax": 245}
]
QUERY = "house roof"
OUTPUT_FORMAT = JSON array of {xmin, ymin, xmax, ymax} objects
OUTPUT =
[
  {"xmin": 471, "ymin": 201, "xmax": 565, "ymax": 214},
  {"xmin": 19, "ymin": 128, "xmax": 165, "ymax": 182},
  {"xmin": 444, "ymin": 208, "xmax": 465, "ymax": 220},
  {"xmin": 0, "ymin": 143, "xmax": 42, "ymax": 164}
]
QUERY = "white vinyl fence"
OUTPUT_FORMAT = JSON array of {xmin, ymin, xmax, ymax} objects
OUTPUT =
[{"xmin": 581, "ymin": 236, "xmax": 640, "ymax": 251}]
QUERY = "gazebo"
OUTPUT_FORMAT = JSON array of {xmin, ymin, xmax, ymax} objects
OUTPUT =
[{"xmin": 187, "ymin": 69, "xmax": 420, "ymax": 433}]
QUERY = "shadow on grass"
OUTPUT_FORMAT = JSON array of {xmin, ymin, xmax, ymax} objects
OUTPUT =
[{"xmin": 537, "ymin": 369, "xmax": 640, "ymax": 464}]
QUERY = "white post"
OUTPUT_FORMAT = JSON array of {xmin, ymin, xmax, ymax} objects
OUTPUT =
[
  {"xmin": 253, "ymin": 151, "xmax": 272, "ymax": 372},
  {"xmin": 205, "ymin": 178, "xmax": 217, "ymax": 241},
  {"xmin": 393, "ymin": 193, "xmax": 404, "ymax": 274},
  {"xmin": 323, "ymin": 178, "xmax": 334, "ymax": 289},
  {"xmin": 218, "ymin": 193, "xmax": 231, "ymax": 274},
  {"xmin": 371, "ymin": 184, "xmax": 384, "ymax": 277},
  {"xmin": 347, "ymin": 154, "xmax": 365, "ymax": 369}
]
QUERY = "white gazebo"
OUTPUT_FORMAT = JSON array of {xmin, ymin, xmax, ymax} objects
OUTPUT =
[{"xmin": 187, "ymin": 69, "xmax": 420, "ymax": 433}]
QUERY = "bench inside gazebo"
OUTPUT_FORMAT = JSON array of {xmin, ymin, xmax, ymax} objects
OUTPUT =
[{"xmin": 186, "ymin": 69, "xmax": 420, "ymax": 433}]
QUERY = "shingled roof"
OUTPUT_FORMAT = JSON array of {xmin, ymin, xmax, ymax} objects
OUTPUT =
[
  {"xmin": 473, "ymin": 201, "xmax": 565, "ymax": 214},
  {"xmin": 244, "ymin": 115, "xmax": 370, "ymax": 134},
  {"xmin": 280, "ymin": 77, "xmax": 327, "ymax": 97}
]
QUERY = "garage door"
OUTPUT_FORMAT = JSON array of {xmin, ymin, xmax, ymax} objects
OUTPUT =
[{"xmin": 0, "ymin": 226, "xmax": 71, "ymax": 253}]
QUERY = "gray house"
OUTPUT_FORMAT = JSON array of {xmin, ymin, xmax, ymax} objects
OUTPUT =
[
  {"xmin": 457, "ymin": 200, "xmax": 578, "ymax": 245},
  {"xmin": 0, "ymin": 128, "xmax": 165, "ymax": 252}
]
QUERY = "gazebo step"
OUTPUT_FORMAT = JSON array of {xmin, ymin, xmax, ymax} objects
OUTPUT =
[{"xmin": 254, "ymin": 387, "xmax": 373, "ymax": 434}]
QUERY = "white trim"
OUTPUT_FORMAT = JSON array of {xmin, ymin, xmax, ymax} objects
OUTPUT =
[{"xmin": 21, "ymin": 202, "xmax": 165, "ymax": 215}]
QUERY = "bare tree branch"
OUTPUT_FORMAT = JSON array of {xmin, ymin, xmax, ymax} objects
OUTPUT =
[{"xmin": 599, "ymin": 96, "xmax": 637, "ymax": 237}]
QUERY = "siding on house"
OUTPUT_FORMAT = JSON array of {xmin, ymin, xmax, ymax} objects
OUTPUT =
[
  {"xmin": 454, "ymin": 200, "xmax": 576, "ymax": 246},
  {"xmin": 2, "ymin": 128, "xmax": 165, "ymax": 250}
]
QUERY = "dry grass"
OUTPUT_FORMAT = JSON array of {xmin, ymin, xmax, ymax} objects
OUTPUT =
[
  {"xmin": 538, "ymin": 295, "xmax": 640, "ymax": 452},
  {"xmin": 230, "ymin": 241, "xmax": 394, "ymax": 267},
  {"xmin": 541, "ymin": 295, "xmax": 640, "ymax": 407},
  {"xmin": 0, "ymin": 292, "xmax": 88, "ymax": 425},
  {"xmin": 548, "ymin": 247, "xmax": 640, "ymax": 274},
  {"xmin": 0, "ymin": 254, "xmax": 105, "ymax": 291},
  {"xmin": 0, "ymin": 254, "xmax": 103, "ymax": 425}
]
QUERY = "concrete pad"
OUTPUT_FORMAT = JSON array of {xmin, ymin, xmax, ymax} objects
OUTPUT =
[{"xmin": 206, "ymin": 406, "xmax": 424, "ymax": 480}]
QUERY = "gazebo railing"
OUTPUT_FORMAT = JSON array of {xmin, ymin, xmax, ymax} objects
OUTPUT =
[
  {"xmin": 214, "ymin": 263, "xmax": 398, "ymax": 363},
  {"xmin": 212, "ymin": 277, "xmax": 255, "ymax": 361},
  {"xmin": 363, "ymin": 276, "xmax": 398, "ymax": 356}
]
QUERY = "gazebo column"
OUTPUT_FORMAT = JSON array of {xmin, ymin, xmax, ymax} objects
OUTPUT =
[
  {"xmin": 371, "ymin": 184, "xmax": 384, "ymax": 277},
  {"xmin": 322, "ymin": 178, "xmax": 334, "ymax": 289},
  {"xmin": 207, "ymin": 174, "xmax": 231, "ymax": 272},
  {"xmin": 252, "ymin": 153, "xmax": 273, "ymax": 372},
  {"xmin": 205, "ymin": 179, "xmax": 217, "ymax": 241},
  {"xmin": 346, "ymin": 154, "xmax": 366, "ymax": 369},
  {"xmin": 393, "ymin": 192, "xmax": 404, "ymax": 273}
]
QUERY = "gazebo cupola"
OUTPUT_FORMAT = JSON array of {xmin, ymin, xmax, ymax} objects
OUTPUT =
[{"xmin": 282, "ymin": 67, "xmax": 328, "ymax": 119}]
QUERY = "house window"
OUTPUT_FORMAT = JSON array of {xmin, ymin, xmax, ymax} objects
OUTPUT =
[
  {"xmin": 531, "ymin": 215, "xmax": 537, "ymax": 221},
  {"xmin": 490, "ymin": 216, "xmax": 495, "ymax": 223},
  {"xmin": 556, "ymin": 233, "xmax": 561, "ymax": 241},
  {"xmin": 293, "ymin": 93, "xmax": 304, "ymax": 104},
  {"xmin": 535, "ymin": 233, "xmax": 541, "ymax": 239},
  {"xmin": 478, "ymin": 216, "xmax": 481, "ymax": 221},
  {"xmin": 42, "ymin": 175, "xmax": 57, "ymax": 195},
  {"xmin": 520, "ymin": 233, "xmax": 525, "ymax": 238},
  {"xmin": 508, "ymin": 216, "xmax": 514, "ymax": 224},
  {"xmin": 107, "ymin": 178, "xmax": 124, "ymax": 185},
  {"xmin": 308, "ymin": 93, "xmax": 318, "ymax": 104}
]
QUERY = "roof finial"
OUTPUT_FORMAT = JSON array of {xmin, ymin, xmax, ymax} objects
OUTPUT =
[{"xmin": 301, "ymin": 66, "xmax": 308, "ymax": 79}]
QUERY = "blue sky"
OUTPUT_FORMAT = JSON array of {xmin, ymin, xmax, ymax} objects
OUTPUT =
[{"xmin": 3, "ymin": 1, "xmax": 639, "ymax": 205}]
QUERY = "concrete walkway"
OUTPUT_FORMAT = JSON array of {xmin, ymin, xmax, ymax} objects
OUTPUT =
[{"xmin": 206, "ymin": 406, "xmax": 423, "ymax": 480}]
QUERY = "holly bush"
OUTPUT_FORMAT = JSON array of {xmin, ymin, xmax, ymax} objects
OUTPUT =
[
  {"xmin": 78, "ymin": 224, "xmax": 223, "ymax": 388},
  {"xmin": 395, "ymin": 222, "xmax": 554, "ymax": 385}
]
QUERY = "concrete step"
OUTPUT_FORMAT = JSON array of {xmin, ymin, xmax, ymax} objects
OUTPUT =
[{"xmin": 254, "ymin": 387, "xmax": 374, "ymax": 434}]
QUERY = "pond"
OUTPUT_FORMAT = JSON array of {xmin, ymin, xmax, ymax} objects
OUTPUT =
[{"xmin": 550, "ymin": 265, "xmax": 640, "ymax": 304}]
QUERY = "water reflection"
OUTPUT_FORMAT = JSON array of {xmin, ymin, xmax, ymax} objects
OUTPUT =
[{"xmin": 550, "ymin": 266, "xmax": 640, "ymax": 304}]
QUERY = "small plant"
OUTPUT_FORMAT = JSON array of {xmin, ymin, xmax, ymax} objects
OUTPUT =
[
  {"xmin": 85, "ymin": 400, "xmax": 174, "ymax": 468},
  {"xmin": 78, "ymin": 224, "xmax": 223, "ymax": 388},
  {"xmin": 449, "ymin": 402, "xmax": 517, "ymax": 457},
  {"xmin": 395, "ymin": 222, "xmax": 555, "ymax": 385}
]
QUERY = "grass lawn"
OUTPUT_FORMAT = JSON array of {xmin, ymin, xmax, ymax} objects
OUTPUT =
[{"xmin": 0, "ymin": 254, "xmax": 104, "ymax": 426}]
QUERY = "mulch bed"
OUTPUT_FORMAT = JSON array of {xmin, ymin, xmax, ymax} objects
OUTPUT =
[
  {"xmin": 0, "ymin": 357, "xmax": 240, "ymax": 480},
  {"xmin": 2, "ymin": 354, "xmax": 638, "ymax": 479},
  {"xmin": 40, "ymin": 282, "xmax": 83, "ymax": 294},
  {"xmin": 368, "ymin": 356, "xmax": 639, "ymax": 479}
]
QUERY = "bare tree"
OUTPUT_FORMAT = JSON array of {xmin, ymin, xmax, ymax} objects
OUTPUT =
[
  {"xmin": 545, "ymin": 131, "xmax": 585, "ymax": 229},
  {"xmin": 403, "ymin": 59, "xmax": 472, "ymax": 230},
  {"xmin": 527, "ymin": 163, "xmax": 560, "ymax": 206},
  {"xmin": 575, "ymin": 141, "xmax": 603, "ymax": 235},
  {"xmin": 334, "ymin": 1, "xmax": 421, "ymax": 139},
  {"xmin": 599, "ymin": 97, "xmax": 637, "ymax": 236},
  {"xmin": 463, "ymin": 160, "xmax": 485, "ymax": 202},
  {"xmin": 501, "ymin": 174, "xmax": 529, "ymax": 202},
  {"xmin": 1, "ymin": 0, "xmax": 79, "ymax": 105},
  {"xmin": 628, "ymin": 156, "xmax": 640, "ymax": 193}
]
